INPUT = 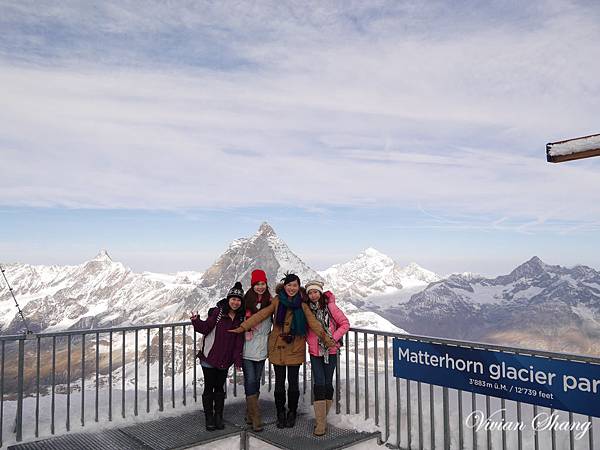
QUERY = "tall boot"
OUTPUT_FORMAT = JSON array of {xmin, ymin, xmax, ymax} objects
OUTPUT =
[
  {"xmin": 286, "ymin": 390, "xmax": 300, "ymax": 428},
  {"xmin": 246, "ymin": 387, "xmax": 261, "ymax": 424},
  {"xmin": 213, "ymin": 392, "xmax": 226, "ymax": 430},
  {"xmin": 247, "ymin": 394, "xmax": 264, "ymax": 432},
  {"xmin": 274, "ymin": 390, "xmax": 287, "ymax": 428},
  {"xmin": 202, "ymin": 393, "xmax": 216, "ymax": 431},
  {"xmin": 313, "ymin": 400, "xmax": 327, "ymax": 436}
]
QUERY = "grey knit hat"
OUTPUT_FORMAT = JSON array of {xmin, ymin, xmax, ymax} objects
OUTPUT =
[{"xmin": 305, "ymin": 280, "xmax": 324, "ymax": 294}]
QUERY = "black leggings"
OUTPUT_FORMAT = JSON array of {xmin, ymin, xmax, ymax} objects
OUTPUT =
[
  {"xmin": 202, "ymin": 366, "xmax": 228, "ymax": 395},
  {"xmin": 273, "ymin": 364, "xmax": 300, "ymax": 393}
]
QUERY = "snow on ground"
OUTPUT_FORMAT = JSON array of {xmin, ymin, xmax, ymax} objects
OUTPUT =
[{"xmin": 191, "ymin": 435, "xmax": 241, "ymax": 449}]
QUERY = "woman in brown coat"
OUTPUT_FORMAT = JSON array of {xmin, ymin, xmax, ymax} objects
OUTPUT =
[{"xmin": 230, "ymin": 273, "xmax": 336, "ymax": 428}]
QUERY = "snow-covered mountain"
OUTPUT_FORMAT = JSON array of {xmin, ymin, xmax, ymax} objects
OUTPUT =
[
  {"xmin": 382, "ymin": 256, "xmax": 600, "ymax": 355},
  {"xmin": 0, "ymin": 223, "xmax": 403, "ymax": 336},
  {"xmin": 0, "ymin": 250, "xmax": 206, "ymax": 334},
  {"xmin": 320, "ymin": 247, "xmax": 439, "ymax": 307}
]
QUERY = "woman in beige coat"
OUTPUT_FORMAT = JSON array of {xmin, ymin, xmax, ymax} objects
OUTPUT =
[{"xmin": 230, "ymin": 273, "xmax": 335, "ymax": 428}]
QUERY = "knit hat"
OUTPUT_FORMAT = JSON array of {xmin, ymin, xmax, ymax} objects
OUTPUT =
[
  {"xmin": 227, "ymin": 281, "xmax": 244, "ymax": 300},
  {"xmin": 250, "ymin": 269, "xmax": 267, "ymax": 286},
  {"xmin": 305, "ymin": 280, "xmax": 324, "ymax": 294}
]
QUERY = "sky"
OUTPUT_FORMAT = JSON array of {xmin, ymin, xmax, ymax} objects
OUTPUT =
[{"xmin": 1, "ymin": 0, "xmax": 600, "ymax": 276}]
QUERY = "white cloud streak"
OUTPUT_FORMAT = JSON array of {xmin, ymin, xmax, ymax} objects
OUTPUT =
[{"xmin": 1, "ymin": 0, "xmax": 600, "ymax": 230}]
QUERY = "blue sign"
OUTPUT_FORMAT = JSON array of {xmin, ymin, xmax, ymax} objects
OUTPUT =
[{"xmin": 393, "ymin": 338, "xmax": 600, "ymax": 418}]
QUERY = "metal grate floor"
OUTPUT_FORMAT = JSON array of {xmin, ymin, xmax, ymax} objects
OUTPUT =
[
  {"xmin": 8, "ymin": 400, "xmax": 379, "ymax": 450},
  {"xmin": 248, "ymin": 412, "xmax": 379, "ymax": 450},
  {"xmin": 120, "ymin": 410, "xmax": 241, "ymax": 450},
  {"xmin": 6, "ymin": 429, "xmax": 151, "ymax": 450},
  {"xmin": 225, "ymin": 398, "xmax": 297, "ymax": 427}
]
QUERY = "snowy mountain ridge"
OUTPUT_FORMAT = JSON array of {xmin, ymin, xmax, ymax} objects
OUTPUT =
[
  {"xmin": 320, "ymin": 247, "xmax": 439, "ymax": 301},
  {"xmin": 382, "ymin": 256, "xmax": 600, "ymax": 355},
  {"xmin": 0, "ymin": 223, "xmax": 403, "ymax": 335}
]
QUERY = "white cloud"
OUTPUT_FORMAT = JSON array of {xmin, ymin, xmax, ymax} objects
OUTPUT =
[{"xmin": 1, "ymin": 0, "xmax": 600, "ymax": 230}]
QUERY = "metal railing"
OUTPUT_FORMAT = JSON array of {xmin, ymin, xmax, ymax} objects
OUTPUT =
[{"xmin": 0, "ymin": 323, "xmax": 598, "ymax": 449}]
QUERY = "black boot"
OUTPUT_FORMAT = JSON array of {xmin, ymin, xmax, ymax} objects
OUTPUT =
[
  {"xmin": 274, "ymin": 390, "xmax": 287, "ymax": 428},
  {"xmin": 286, "ymin": 390, "xmax": 300, "ymax": 428},
  {"xmin": 202, "ymin": 393, "xmax": 216, "ymax": 431},
  {"xmin": 213, "ymin": 392, "xmax": 226, "ymax": 430}
]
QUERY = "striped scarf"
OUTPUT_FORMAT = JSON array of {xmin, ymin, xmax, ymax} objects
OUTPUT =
[{"xmin": 309, "ymin": 302, "xmax": 334, "ymax": 363}]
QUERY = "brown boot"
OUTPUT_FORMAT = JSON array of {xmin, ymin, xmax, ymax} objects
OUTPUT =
[
  {"xmin": 325, "ymin": 399, "xmax": 332, "ymax": 416},
  {"xmin": 247, "ymin": 394, "xmax": 264, "ymax": 432},
  {"xmin": 313, "ymin": 400, "xmax": 327, "ymax": 436}
]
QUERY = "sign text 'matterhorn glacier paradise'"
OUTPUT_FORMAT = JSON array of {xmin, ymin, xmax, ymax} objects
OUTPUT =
[{"xmin": 393, "ymin": 338, "xmax": 600, "ymax": 418}]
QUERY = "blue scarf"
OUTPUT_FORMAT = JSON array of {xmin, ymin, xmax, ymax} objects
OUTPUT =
[{"xmin": 276, "ymin": 290, "xmax": 306, "ymax": 336}]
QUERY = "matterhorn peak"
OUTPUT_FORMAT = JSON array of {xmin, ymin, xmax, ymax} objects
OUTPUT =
[
  {"xmin": 93, "ymin": 249, "xmax": 112, "ymax": 262},
  {"xmin": 256, "ymin": 221, "xmax": 276, "ymax": 237}
]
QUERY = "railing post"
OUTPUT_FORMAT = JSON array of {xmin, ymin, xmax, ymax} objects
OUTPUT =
[
  {"xmin": 345, "ymin": 332, "xmax": 350, "ymax": 415},
  {"xmin": 384, "ymin": 336, "xmax": 390, "ymax": 443},
  {"xmin": 1, "ymin": 340, "xmax": 5, "ymax": 447},
  {"xmin": 171, "ymin": 326, "xmax": 176, "ymax": 406},
  {"xmin": 134, "ymin": 329, "xmax": 138, "ymax": 416},
  {"xmin": 67, "ymin": 335, "xmax": 71, "ymax": 431},
  {"xmin": 109, "ymin": 331, "xmax": 113, "ymax": 421},
  {"xmin": 364, "ymin": 332, "xmax": 369, "ymax": 420},
  {"xmin": 443, "ymin": 387, "xmax": 450, "ymax": 450},
  {"xmin": 35, "ymin": 337, "xmax": 41, "ymax": 437},
  {"xmin": 182, "ymin": 325, "xmax": 186, "ymax": 406},
  {"xmin": 158, "ymin": 327, "xmax": 164, "ymax": 411},
  {"xmin": 81, "ymin": 334, "xmax": 86, "ymax": 427},
  {"xmin": 122, "ymin": 330, "xmax": 126, "ymax": 418},
  {"xmin": 15, "ymin": 338, "xmax": 25, "ymax": 442},
  {"xmin": 335, "ymin": 349, "xmax": 341, "ymax": 414}
]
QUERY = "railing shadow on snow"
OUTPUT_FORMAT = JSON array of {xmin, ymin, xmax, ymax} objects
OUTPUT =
[{"xmin": 0, "ymin": 323, "xmax": 599, "ymax": 449}]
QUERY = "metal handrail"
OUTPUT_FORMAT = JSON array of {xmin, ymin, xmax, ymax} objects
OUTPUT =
[
  {"xmin": 0, "ymin": 321, "xmax": 190, "ymax": 341},
  {"xmin": 350, "ymin": 327, "xmax": 600, "ymax": 365}
]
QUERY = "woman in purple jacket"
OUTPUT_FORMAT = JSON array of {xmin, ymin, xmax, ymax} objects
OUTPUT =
[{"xmin": 190, "ymin": 282, "xmax": 245, "ymax": 431}]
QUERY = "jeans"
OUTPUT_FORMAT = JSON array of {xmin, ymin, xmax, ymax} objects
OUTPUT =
[
  {"xmin": 202, "ymin": 366, "xmax": 228, "ymax": 395},
  {"xmin": 310, "ymin": 354, "xmax": 337, "ymax": 400},
  {"xmin": 242, "ymin": 359, "xmax": 265, "ymax": 396}
]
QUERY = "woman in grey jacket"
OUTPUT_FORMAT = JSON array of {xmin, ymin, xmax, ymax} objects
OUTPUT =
[{"xmin": 242, "ymin": 269, "xmax": 272, "ymax": 431}]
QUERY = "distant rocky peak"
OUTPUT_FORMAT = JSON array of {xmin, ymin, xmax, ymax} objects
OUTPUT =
[
  {"xmin": 363, "ymin": 247, "xmax": 386, "ymax": 257},
  {"xmin": 399, "ymin": 262, "xmax": 440, "ymax": 283},
  {"xmin": 92, "ymin": 249, "xmax": 112, "ymax": 263},
  {"xmin": 357, "ymin": 247, "xmax": 394, "ymax": 264},
  {"xmin": 256, "ymin": 221, "xmax": 276, "ymax": 238},
  {"xmin": 509, "ymin": 256, "xmax": 548, "ymax": 279}
]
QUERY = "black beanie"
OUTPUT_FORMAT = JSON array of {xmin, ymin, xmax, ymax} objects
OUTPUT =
[{"xmin": 227, "ymin": 281, "xmax": 244, "ymax": 300}]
